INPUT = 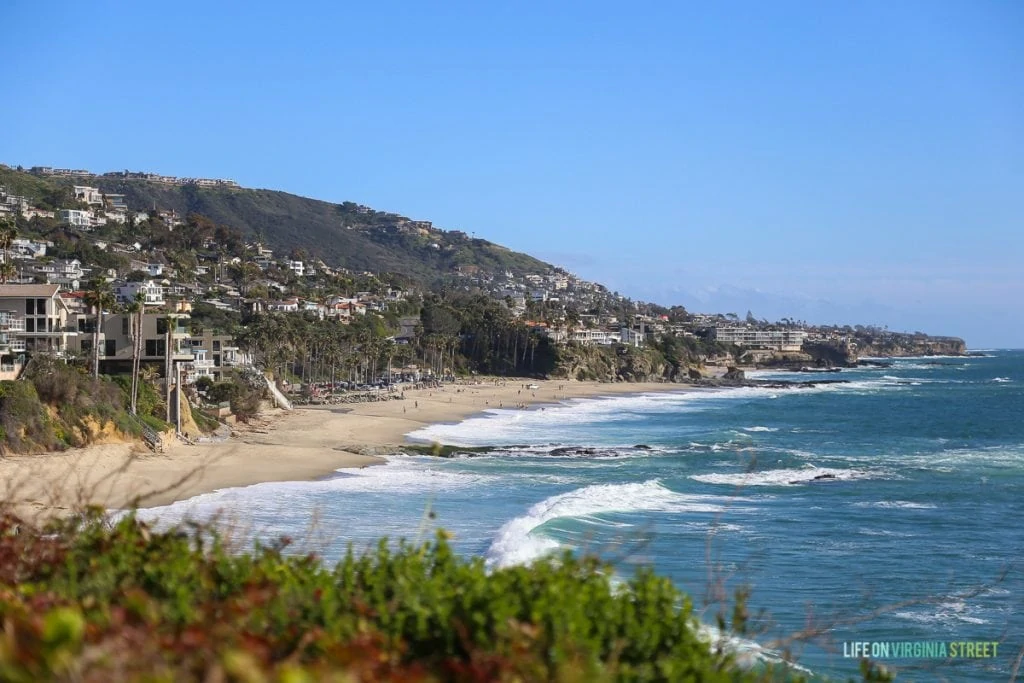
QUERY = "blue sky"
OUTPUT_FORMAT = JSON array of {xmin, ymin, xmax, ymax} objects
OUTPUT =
[{"xmin": 5, "ymin": 1, "xmax": 1022, "ymax": 347}]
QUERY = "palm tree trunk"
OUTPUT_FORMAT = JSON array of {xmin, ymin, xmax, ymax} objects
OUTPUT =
[
  {"xmin": 165, "ymin": 321, "xmax": 173, "ymax": 423},
  {"xmin": 92, "ymin": 305, "xmax": 101, "ymax": 379}
]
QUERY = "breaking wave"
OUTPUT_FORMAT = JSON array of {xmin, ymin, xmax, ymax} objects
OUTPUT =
[
  {"xmin": 690, "ymin": 466, "xmax": 875, "ymax": 487},
  {"xmin": 484, "ymin": 480, "xmax": 723, "ymax": 569}
]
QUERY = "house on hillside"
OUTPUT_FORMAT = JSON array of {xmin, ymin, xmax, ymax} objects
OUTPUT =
[
  {"xmin": 114, "ymin": 280, "xmax": 165, "ymax": 307},
  {"xmin": 0, "ymin": 284, "xmax": 78, "ymax": 357}
]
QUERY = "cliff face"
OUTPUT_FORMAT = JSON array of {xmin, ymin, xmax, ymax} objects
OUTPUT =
[
  {"xmin": 549, "ymin": 345, "xmax": 678, "ymax": 382},
  {"xmin": 853, "ymin": 336, "xmax": 967, "ymax": 358}
]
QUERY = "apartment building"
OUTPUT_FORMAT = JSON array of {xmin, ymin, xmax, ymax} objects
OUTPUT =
[
  {"xmin": 187, "ymin": 328, "xmax": 250, "ymax": 380},
  {"xmin": 71, "ymin": 312, "xmax": 193, "ymax": 373},
  {"xmin": 0, "ymin": 310, "xmax": 27, "ymax": 380},
  {"xmin": 712, "ymin": 326, "xmax": 808, "ymax": 352},
  {"xmin": 0, "ymin": 284, "xmax": 77, "ymax": 356}
]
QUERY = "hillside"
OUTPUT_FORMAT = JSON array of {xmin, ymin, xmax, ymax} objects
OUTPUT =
[{"xmin": 0, "ymin": 166, "xmax": 556, "ymax": 284}]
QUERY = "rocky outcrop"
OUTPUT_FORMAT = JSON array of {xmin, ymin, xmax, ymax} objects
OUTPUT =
[
  {"xmin": 550, "ymin": 345, "xmax": 677, "ymax": 383},
  {"xmin": 722, "ymin": 366, "xmax": 745, "ymax": 381},
  {"xmin": 853, "ymin": 336, "xmax": 967, "ymax": 357}
]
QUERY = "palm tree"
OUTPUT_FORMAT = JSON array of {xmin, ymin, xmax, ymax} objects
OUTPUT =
[
  {"xmin": 83, "ymin": 278, "xmax": 115, "ymax": 378},
  {"xmin": 125, "ymin": 292, "xmax": 145, "ymax": 413},
  {"xmin": 0, "ymin": 219, "xmax": 17, "ymax": 284},
  {"xmin": 163, "ymin": 314, "xmax": 176, "ymax": 423}
]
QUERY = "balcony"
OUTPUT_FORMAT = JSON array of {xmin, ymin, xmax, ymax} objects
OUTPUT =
[
  {"xmin": 21, "ymin": 326, "xmax": 80, "ymax": 337},
  {"xmin": 2, "ymin": 339, "xmax": 27, "ymax": 353},
  {"xmin": 0, "ymin": 317, "xmax": 25, "ymax": 332}
]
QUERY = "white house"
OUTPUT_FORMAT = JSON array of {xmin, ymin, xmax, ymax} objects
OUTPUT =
[
  {"xmin": 58, "ymin": 209, "xmax": 93, "ymax": 229},
  {"xmin": 115, "ymin": 280, "xmax": 165, "ymax": 306},
  {"xmin": 72, "ymin": 186, "xmax": 104, "ymax": 206}
]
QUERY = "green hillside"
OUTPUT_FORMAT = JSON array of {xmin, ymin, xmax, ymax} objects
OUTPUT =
[{"xmin": 0, "ymin": 166, "xmax": 555, "ymax": 284}]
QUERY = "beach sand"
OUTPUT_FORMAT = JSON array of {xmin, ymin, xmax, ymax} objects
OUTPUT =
[{"xmin": 0, "ymin": 379, "xmax": 696, "ymax": 518}]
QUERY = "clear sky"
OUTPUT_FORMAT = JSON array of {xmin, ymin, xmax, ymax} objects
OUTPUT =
[{"xmin": 5, "ymin": 1, "xmax": 1022, "ymax": 347}]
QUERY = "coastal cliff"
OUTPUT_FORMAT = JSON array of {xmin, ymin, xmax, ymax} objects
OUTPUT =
[
  {"xmin": 549, "ymin": 344, "xmax": 677, "ymax": 382},
  {"xmin": 852, "ymin": 335, "xmax": 967, "ymax": 357}
]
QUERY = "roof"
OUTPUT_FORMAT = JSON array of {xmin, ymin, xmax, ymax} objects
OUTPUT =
[{"xmin": 0, "ymin": 284, "xmax": 61, "ymax": 298}]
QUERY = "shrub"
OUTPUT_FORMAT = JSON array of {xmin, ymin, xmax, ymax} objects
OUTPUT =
[
  {"xmin": 0, "ymin": 380, "xmax": 59, "ymax": 454},
  {"xmin": 0, "ymin": 512, "xmax": 829, "ymax": 682}
]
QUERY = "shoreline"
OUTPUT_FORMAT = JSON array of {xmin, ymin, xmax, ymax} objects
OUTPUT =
[{"xmin": 0, "ymin": 379, "xmax": 700, "ymax": 519}]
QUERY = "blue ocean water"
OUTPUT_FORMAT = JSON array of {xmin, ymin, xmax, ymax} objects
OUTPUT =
[{"xmin": 145, "ymin": 351, "xmax": 1024, "ymax": 681}]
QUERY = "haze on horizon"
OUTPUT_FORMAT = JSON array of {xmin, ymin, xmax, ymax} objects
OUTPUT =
[{"xmin": 5, "ymin": 1, "xmax": 1022, "ymax": 348}]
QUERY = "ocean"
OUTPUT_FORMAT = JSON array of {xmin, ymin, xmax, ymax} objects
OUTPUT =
[{"xmin": 143, "ymin": 350, "xmax": 1024, "ymax": 681}]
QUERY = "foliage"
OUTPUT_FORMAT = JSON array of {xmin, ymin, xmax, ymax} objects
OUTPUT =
[
  {"xmin": 0, "ymin": 380, "xmax": 58, "ymax": 453},
  {"xmin": 189, "ymin": 302, "xmax": 242, "ymax": 335},
  {"xmin": 65, "ymin": 177, "xmax": 555, "ymax": 286},
  {"xmin": 110, "ymin": 375, "xmax": 166, "ymax": 427},
  {"xmin": 0, "ymin": 511, "xmax": 827, "ymax": 682},
  {"xmin": 205, "ymin": 373, "xmax": 264, "ymax": 422},
  {"xmin": 0, "ymin": 359, "xmax": 139, "ymax": 454}
]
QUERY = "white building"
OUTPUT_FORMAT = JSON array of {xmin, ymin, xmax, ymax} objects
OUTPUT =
[
  {"xmin": 72, "ymin": 186, "xmax": 104, "ymax": 206},
  {"xmin": 287, "ymin": 260, "xmax": 305, "ymax": 277},
  {"xmin": 712, "ymin": 327, "xmax": 807, "ymax": 352},
  {"xmin": 115, "ymin": 280, "xmax": 165, "ymax": 307},
  {"xmin": 58, "ymin": 209, "xmax": 93, "ymax": 229}
]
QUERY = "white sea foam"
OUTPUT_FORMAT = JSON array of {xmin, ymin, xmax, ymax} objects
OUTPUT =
[
  {"xmin": 893, "ymin": 445, "xmax": 1024, "ymax": 470},
  {"xmin": 853, "ymin": 500, "xmax": 938, "ymax": 510},
  {"xmin": 992, "ymin": 376, "xmax": 1012, "ymax": 383},
  {"xmin": 408, "ymin": 380, "xmax": 905, "ymax": 446},
  {"xmin": 484, "ymin": 480, "xmax": 724, "ymax": 569},
  {"xmin": 139, "ymin": 456, "xmax": 494, "ymax": 525},
  {"xmin": 742, "ymin": 426, "xmax": 778, "ymax": 432},
  {"xmin": 698, "ymin": 623, "xmax": 812, "ymax": 674},
  {"xmin": 690, "ymin": 466, "xmax": 875, "ymax": 487},
  {"xmin": 857, "ymin": 528, "xmax": 915, "ymax": 537},
  {"xmin": 893, "ymin": 600, "xmax": 989, "ymax": 626}
]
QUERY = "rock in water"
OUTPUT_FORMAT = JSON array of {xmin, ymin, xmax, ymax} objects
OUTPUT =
[{"xmin": 723, "ymin": 366, "xmax": 745, "ymax": 381}]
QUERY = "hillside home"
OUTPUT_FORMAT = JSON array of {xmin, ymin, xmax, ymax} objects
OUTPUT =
[
  {"xmin": 188, "ymin": 329, "xmax": 250, "ymax": 380},
  {"xmin": 0, "ymin": 284, "xmax": 77, "ymax": 356},
  {"xmin": 71, "ymin": 312, "xmax": 192, "ymax": 373},
  {"xmin": 104, "ymin": 193, "xmax": 128, "ymax": 211},
  {"xmin": 115, "ymin": 280, "xmax": 165, "ymax": 307},
  {"xmin": 57, "ymin": 209, "xmax": 93, "ymax": 229},
  {"xmin": 0, "ymin": 310, "xmax": 27, "ymax": 380},
  {"xmin": 72, "ymin": 186, "xmax": 104, "ymax": 205}
]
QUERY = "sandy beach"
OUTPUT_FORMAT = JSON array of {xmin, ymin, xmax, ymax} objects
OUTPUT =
[{"xmin": 0, "ymin": 379, "xmax": 697, "ymax": 518}]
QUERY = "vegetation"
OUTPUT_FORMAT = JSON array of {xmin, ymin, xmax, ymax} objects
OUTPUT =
[
  {"xmin": 0, "ymin": 167, "xmax": 554, "ymax": 285},
  {"xmin": 0, "ymin": 509, "xmax": 870, "ymax": 682},
  {"xmin": 0, "ymin": 359, "xmax": 134, "ymax": 453}
]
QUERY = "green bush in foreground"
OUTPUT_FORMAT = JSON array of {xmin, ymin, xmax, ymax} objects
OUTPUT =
[{"xmin": 0, "ymin": 512, "xmax": 890, "ymax": 682}]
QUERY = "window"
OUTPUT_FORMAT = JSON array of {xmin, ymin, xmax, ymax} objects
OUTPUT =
[
  {"xmin": 25, "ymin": 299, "xmax": 34, "ymax": 315},
  {"xmin": 213, "ymin": 354, "xmax": 221, "ymax": 366},
  {"xmin": 104, "ymin": 339, "xmax": 116, "ymax": 357},
  {"xmin": 25, "ymin": 319, "xmax": 34, "ymax": 332},
  {"xmin": 122, "ymin": 317, "xmax": 130, "ymax": 336},
  {"xmin": 145, "ymin": 339, "xmax": 166, "ymax": 357},
  {"xmin": 157, "ymin": 318, "xmax": 168, "ymax": 335},
  {"xmin": 81, "ymin": 339, "xmax": 92, "ymax": 353},
  {"xmin": 36, "ymin": 299, "xmax": 47, "ymax": 314},
  {"xmin": 213, "ymin": 340, "xmax": 221, "ymax": 351}
]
